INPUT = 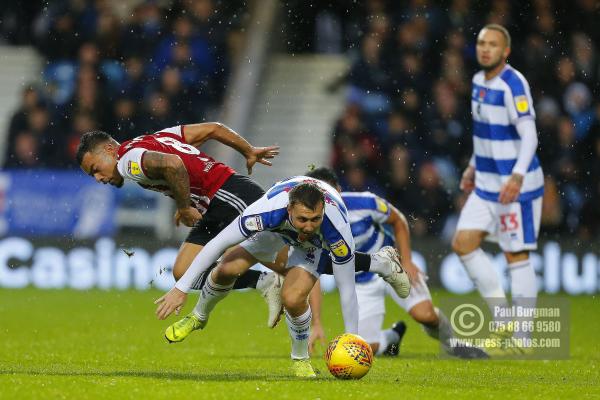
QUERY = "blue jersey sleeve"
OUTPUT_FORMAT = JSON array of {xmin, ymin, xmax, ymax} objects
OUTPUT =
[
  {"xmin": 501, "ymin": 68, "xmax": 535, "ymax": 122},
  {"xmin": 321, "ymin": 205, "xmax": 355, "ymax": 264}
]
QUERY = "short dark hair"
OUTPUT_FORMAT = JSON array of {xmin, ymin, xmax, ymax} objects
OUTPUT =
[
  {"xmin": 76, "ymin": 130, "xmax": 113, "ymax": 165},
  {"xmin": 289, "ymin": 183, "xmax": 324, "ymax": 211},
  {"xmin": 482, "ymin": 24, "xmax": 511, "ymax": 48},
  {"xmin": 305, "ymin": 167, "xmax": 339, "ymax": 189}
]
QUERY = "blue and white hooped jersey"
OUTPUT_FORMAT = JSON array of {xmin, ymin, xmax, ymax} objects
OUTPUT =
[
  {"xmin": 236, "ymin": 176, "xmax": 355, "ymax": 265},
  {"xmin": 342, "ymin": 192, "xmax": 395, "ymax": 283},
  {"xmin": 471, "ymin": 65, "xmax": 544, "ymax": 202}
]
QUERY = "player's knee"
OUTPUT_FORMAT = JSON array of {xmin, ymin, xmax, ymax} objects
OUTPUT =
[
  {"xmin": 451, "ymin": 232, "xmax": 473, "ymax": 255},
  {"xmin": 213, "ymin": 263, "xmax": 238, "ymax": 280},
  {"xmin": 409, "ymin": 303, "xmax": 438, "ymax": 326},
  {"xmin": 505, "ymin": 251, "xmax": 529, "ymax": 264},
  {"xmin": 281, "ymin": 289, "xmax": 306, "ymax": 311}
]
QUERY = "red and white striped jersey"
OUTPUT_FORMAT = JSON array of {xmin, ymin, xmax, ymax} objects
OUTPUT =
[{"xmin": 116, "ymin": 125, "xmax": 235, "ymax": 214}]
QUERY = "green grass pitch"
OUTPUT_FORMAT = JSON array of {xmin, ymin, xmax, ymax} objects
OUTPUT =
[{"xmin": 1, "ymin": 288, "xmax": 598, "ymax": 399}]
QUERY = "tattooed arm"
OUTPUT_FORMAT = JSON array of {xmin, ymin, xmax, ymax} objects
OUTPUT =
[{"xmin": 142, "ymin": 151, "xmax": 201, "ymax": 227}]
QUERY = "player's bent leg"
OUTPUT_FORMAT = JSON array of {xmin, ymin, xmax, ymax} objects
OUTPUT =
[
  {"xmin": 212, "ymin": 246, "xmax": 259, "ymax": 285},
  {"xmin": 172, "ymin": 242, "xmax": 204, "ymax": 281},
  {"xmin": 408, "ymin": 300, "xmax": 438, "ymax": 326},
  {"xmin": 451, "ymin": 230, "xmax": 485, "ymax": 256},
  {"xmin": 409, "ymin": 301, "xmax": 489, "ymax": 359},
  {"xmin": 358, "ymin": 313, "xmax": 384, "ymax": 354},
  {"xmin": 210, "ymin": 246, "xmax": 286, "ymax": 328},
  {"xmin": 505, "ymin": 250, "xmax": 537, "ymax": 350},
  {"xmin": 174, "ymin": 242, "xmax": 263, "ymax": 290},
  {"xmin": 282, "ymin": 267, "xmax": 317, "ymax": 377},
  {"xmin": 164, "ymin": 246, "xmax": 259, "ymax": 344},
  {"xmin": 194, "ymin": 246, "xmax": 258, "ymax": 319},
  {"xmin": 281, "ymin": 267, "xmax": 317, "ymax": 316},
  {"xmin": 453, "ymin": 230, "xmax": 508, "ymax": 320}
]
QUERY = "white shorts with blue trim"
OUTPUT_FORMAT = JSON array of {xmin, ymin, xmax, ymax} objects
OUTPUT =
[
  {"xmin": 356, "ymin": 275, "xmax": 432, "ymax": 342},
  {"xmin": 456, "ymin": 192, "xmax": 542, "ymax": 252},
  {"xmin": 239, "ymin": 231, "xmax": 329, "ymax": 278}
]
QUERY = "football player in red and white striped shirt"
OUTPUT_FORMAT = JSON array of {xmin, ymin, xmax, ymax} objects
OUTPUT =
[{"xmin": 77, "ymin": 123, "xmax": 284, "ymax": 326}]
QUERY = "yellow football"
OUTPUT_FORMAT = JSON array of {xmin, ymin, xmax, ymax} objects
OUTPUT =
[{"xmin": 324, "ymin": 333, "xmax": 373, "ymax": 379}]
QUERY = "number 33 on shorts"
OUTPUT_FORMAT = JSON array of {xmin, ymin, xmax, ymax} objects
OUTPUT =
[{"xmin": 499, "ymin": 212, "xmax": 519, "ymax": 232}]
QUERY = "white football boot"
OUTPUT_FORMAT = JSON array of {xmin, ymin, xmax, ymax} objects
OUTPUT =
[
  {"xmin": 374, "ymin": 246, "xmax": 411, "ymax": 298},
  {"xmin": 257, "ymin": 272, "xmax": 284, "ymax": 328}
]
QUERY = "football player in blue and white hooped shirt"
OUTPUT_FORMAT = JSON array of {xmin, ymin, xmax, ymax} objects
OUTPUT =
[
  {"xmin": 155, "ymin": 176, "xmax": 371, "ymax": 376},
  {"xmin": 452, "ymin": 24, "xmax": 543, "ymax": 347},
  {"xmin": 305, "ymin": 168, "xmax": 487, "ymax": 359}
]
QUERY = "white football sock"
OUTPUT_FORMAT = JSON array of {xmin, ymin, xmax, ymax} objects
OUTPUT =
[
  {"xmin": 192, "ymin": 272, "xmax": 234, "ymax": 321},
  {"xmin": 285, "ymin": 307, "xmax": 312, "ymax": 360},
  {"xmin": 460, "ymin": 248, "xmax": 509, "ymax": 321},
  {"xmin": 376, "ymin": 328, "xmax": 400, "ymax": 356},
  {"xmin": 509, "ymin": 259, "xmax": 537, "ymax": 341}
]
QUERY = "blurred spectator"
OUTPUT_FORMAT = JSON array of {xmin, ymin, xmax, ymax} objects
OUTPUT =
[
  {"xmin": 139, "ymin": 92, "xmax": 174, "ymax": 134},
  {"xmin": 411, "ymin": 162, "xmax": 452, "ymax": 237},
  {"xmin": 331, "ymin": 104, "xmax": 381, "ymax": 177},
  {"xmin": 563, "ymin": 82, "xmax": 595, "ymax": 139},
  {"xmin": 121, "ymin": 2, "xmax": 164, "ymax": 58},
  {"xmin": 347, "ymin": 35, "xmax": 391, "ymax": 115},
  {"xmin": 4, "ymin": 0, "xmax": 247, "ymax": 173},
  {"xmin": 7, "ymin": 86, "xmax": 44, "ymax": 155},
  {"xmin": 108, "ymin": 97, "xmax": 140, "ymax": 142},
  {"xmin": 5, "ymin": 0, "xmax": 600, "ymax": 240},
  {"xmin": 301, "ymin": 0, "xmax": 600, "ymax": 239}
]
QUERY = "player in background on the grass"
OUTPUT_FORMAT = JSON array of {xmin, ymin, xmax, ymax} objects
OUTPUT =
[
  {"xmin": 76, "ymin": 123, "xmax": 285, "ymax": 327},
  {"xmin": 154, "ymin": 176, "xmax": 411, "ymax": 377},
  {"xmin": 304, "ymin": 167, "xmax": 487, "ymax": 359},
  {"xmin": 452, "ymin": 25, "xmax": 543, "ymax": 354}
]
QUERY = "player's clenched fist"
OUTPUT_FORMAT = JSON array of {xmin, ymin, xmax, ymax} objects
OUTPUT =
[
  {"xmin": 175, "ymin": 206, "xmax": 202, "ymax": 227},
  {"xmin": 459, "ymin": 165, "xmax": 475, "ymax": 193}
]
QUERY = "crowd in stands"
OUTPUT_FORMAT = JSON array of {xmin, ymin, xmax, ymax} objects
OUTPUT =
[
  {"xmin": 2, "ymin": 0, "xmax": 247, "ymax": 169},
  {"xmin": 284, "ymin": 0, "xmax": 600, "ymax": 241},
  {"xmin": 4, "ymin": 0, "xmax": 600, "ymax": 241}
]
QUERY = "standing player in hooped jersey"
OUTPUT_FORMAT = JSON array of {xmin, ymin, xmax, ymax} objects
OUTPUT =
[
  {"xmin": 76, "ymin": 123, "xmax": 286, "ymax": 327},
  {"xmin": 153, "ymin": 176, "xmax": 411, "ymax": 377},
  {"xmin": 452, "ymin": 25, "xmax": 544, "ymax": 353}
]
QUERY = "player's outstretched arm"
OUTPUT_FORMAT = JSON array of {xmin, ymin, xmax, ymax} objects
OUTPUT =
[
  {"xmin": 142, "ymin": 151, "xmax": 201, "ymax": 227},
  {"xmin": 387, "ymin": 205, "xmax": 423, "ymax": 284},
  {"xmin": 183, "ymin": 122, "xmax": 280, "ymax": 174},
  {"xmin": 332, "ymin": 260, "xmax": 359, "ymax": 334}
]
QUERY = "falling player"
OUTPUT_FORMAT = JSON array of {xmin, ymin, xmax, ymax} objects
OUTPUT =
[
  {"xmin": 76, "ymin": 123, "xmax": 285, "ymax": 326},
  {"xmin": 153, "ymin": 176, "xmax": 411, "ymax": 377}
]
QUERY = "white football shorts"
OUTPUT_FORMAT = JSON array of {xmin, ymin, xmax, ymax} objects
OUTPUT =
[
  {"xmin": 356, "ymin": 275, "xmax": 432, "ymax": 342},
  {"xmin": 456, "ymin": 192, "xmax": 542, "ymax": 252},
  {"xmin": 239, "ymin": 231, "xmax": 330, "ymax": 277}
]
